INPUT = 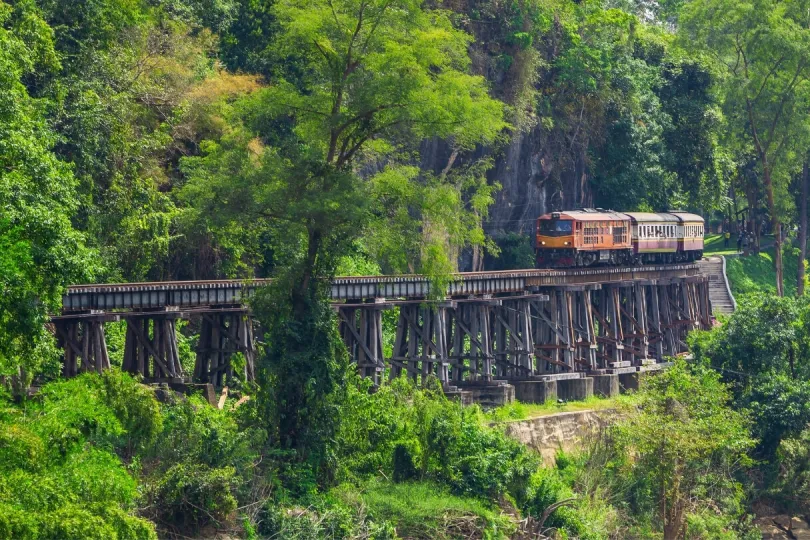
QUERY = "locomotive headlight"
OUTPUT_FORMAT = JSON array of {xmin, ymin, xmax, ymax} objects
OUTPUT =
[
  {"xmin": 541, "ymin": 241, "xmax": 546, "ymax": 245},
  {"xmin": 564, "ymin": 241, "xmax": 570, "ymax": 245}
]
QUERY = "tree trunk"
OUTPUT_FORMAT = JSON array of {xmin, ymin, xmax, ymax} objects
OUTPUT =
[
  {"xmin": 796, "ymin": 161, "xmax": 810, "ymax": 296},
  {"xmin": 730, "ymin": 178, "xmax": 739, "ymax": 233},
  {"xmin": 10, "ymin": 365, "xmax": 28, "ymax": 401},
  {"xmin": 762, "ymin": 163, "xmax": 785, "ymax": 296},
  {"xmin": 294, "ymin": 226, "xmax": 323, "ymax": 317}
]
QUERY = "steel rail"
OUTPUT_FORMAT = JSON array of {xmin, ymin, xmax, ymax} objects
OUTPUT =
[{"xmin": 62, "ymin": 263, "xmax": 701, "ymax": 312}]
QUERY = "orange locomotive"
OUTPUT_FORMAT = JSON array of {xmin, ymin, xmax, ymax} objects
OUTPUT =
[{"xmin": 535, "ymin": 208, "xmax": 704, "ymax": 268}]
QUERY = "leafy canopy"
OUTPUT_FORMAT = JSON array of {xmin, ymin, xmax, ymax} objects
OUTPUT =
[{"xmin": 0, "ymin": 1, "xmax": 95, "ymax": 381}]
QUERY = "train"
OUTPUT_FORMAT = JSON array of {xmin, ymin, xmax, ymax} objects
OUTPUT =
[{"xmin": 535, "ymin": 208, "xmax": 704, "ymax": 268}]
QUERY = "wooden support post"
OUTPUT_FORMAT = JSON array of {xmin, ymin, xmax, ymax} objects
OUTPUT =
[
  {"xmin": 660, "ymin": 285, "xmax": 676, "ymax": 355},
  {"xmin": 494, "ymin": 306, "xmax": 506, "ymax": 377},
  {"xmin": 435, "ymin": 306, "xmax": 449, "ymax": 383},
  {"xmin": 561, "ymin": 290, "xmax": 574, "ymax": 370},
  {"xmin": 480, "ymin": 305, "xmax": 492, "ymax": 380},
  {"xmin": 581, "ymin": 290, "xmax": 597, "ymax": 370},
  {"xmin": 521, "ymin": 300, "xmax": 534, "ymax": 375},
  {"xmin": 634, "ymin": 283, "xmax": 650, "ymax": 363},
  {"xmin": 452, "ymin": 308, "xmax": 463, "ymax": 381},
  {"xmin": 649, "ymin": 283, "xmax": 664, "ymax": 361}
]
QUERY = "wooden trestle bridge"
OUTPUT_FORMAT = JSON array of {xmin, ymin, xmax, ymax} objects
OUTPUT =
[{"xmin": 54, "ymin": 264, "xmax": 712, "ymax": 399}]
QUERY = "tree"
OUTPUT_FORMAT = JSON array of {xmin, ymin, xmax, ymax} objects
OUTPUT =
[
  {"xmin": 796, "ymin": 160, "xmax": 810, "ymax": 296},
  {"xmin": 615, "ymin": 360, "xmax": 754, "ymax": 539},
  {"xmin": 680, "ymin": 0, "xmax": 810, "ymax": 296},
  {"xmin": 0, "ymin": 1, "xmax": 95, "ymax": 387},
  {"xmin": 742, "ymin": 375, "xmax": 810, "ymax": 456},
  {"xmin": 689, "ymin": 294, "xmax": 810, "ymax": 380},
  {"xmin": 181, "ymin": 0, "xmax": 506, "ymax": 468}
]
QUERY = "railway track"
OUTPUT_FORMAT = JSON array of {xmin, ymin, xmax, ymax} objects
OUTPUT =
[
  {"xmin": 55, "ymin": 263, "xmax": 711, "ymax": 389},
  {"xmin": 63, "ymin": 263, "xmax": 702, "ymax": 311}
]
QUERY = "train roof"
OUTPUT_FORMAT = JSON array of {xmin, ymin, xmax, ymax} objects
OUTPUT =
[
  {"xmin": 537, "ymin": 209, "xmax": 705, "ymax": 223},
  {"xmin": 538, "ymin": 209, "xmax": 629, "ymax": 222},
  {"xmin": 624, "ymin": 212, "xmax": 680, "ymax": 223},
  {"xmin": 668, "ymin": 212, "xmax": 704, "ymax": 223}
]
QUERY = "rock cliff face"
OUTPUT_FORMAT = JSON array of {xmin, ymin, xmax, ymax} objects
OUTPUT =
[
  {"xmin": 500, "ymin": 409, "xmax": 616, "ymax": 464},
  {"xmin": 421, "ymin": 131, "xmax": 592, "ymax": 238}
]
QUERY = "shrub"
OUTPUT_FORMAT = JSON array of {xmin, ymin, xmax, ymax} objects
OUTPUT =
[
  {"xmin": 771, "ymin": 426, "xmax": 810, "ymax": 514},
  {"xmin": 335, "ymin": 375, "xmax": 539, "ymax": 502},
  {"xmin": 0, "ymin": 373, "xmax": 158, "ymax": 540},
  {"xmin": 139, "ymin": 393, "xmax": 264, "ymax": 534},
  {"xmin": 147, "ymin": 463, "xmax": 238, "ymax": 532},
  {"xmin": 742, "ymin": 375, "xmax": 810, "ymax": 456},
  {"xmin": 523, "ymin": 466, "xmax": 597, "ymax": 539}
]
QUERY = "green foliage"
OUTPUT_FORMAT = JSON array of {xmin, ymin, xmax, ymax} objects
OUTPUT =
[
  {"xmin": 366, "ymin": 162, "xmax": 500, "ymax": 276},
  {"xmin": 250, "ymin": 281, "xmax": 350, "ymax": 483},
  {"xmin": 690, "ymin": 293, "xmax": 810, "ymax": 380},
  {"xmin": 261, "ymin": 477, "xmax": 515, "ymax": 539},
  {"xmin": 523, "ymin": 462, "xmax": 618, "ymax": 540},
  {"xmin": 0, "ymin": 373, "xmax": 158, "ymax": 539},
  {"xmin": 335, "ymin": 375, "xmax": 539, "ymax": 501},
  {"xmin": 148, "ymin": 463, "xmax": 238, "ymax": 531},
  {"xmin": 181, "ymin": 0, "xmax": 507, "ymax": 285},
  {"xmin": 140, "ymin": 394, "xmax": 264, "ymax": 532},
  {"xmin": 742, "ymin": 375, "xmax": 810, "ymax": 456},
  {"xmin": 259, "ymin": 488, "xmax": 397, "ymax": 539},
  {"xmin": 486, "ymin": 233, "xmax": 535, "ymax": 271},
  {"xmin": 680, "ymin": 0, "xmax": 810, "ymax": 294},
  {"xmin": 611, "ymin": 360, "xmax": 755, "ymax": 537},
  {"xmin": 518, "ymin": 361, "xmax": 757, "ymax": 539},
  {"xmin": 32, "ymin": 371, "xmax": 162, "ymax": 456},
  {"xmin": 771, "ymin": 426, "xmax": 810, "ymax": 515},
  {"xmin": 485, "ymin": 393, "xmax": 641, "ymax": 422},
  {"xmin": 0, "ymin": 0, "xmax": 95, "ymax": 382}
]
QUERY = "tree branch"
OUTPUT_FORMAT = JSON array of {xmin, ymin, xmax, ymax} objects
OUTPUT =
[
  {"xmin": 750, "ymin": 54, "xmax": 786, "ymax": 104},
  {"xmin": 360, "ymin": 0, "xmax": 392, "ymax": 54},
  {"xmin": 764, "ymin": 58, "xmax": 807, "ymax": 151}
]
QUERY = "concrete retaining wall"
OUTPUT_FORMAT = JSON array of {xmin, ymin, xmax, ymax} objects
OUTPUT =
[{"xmin": 501, "ymin": 409, "xmax": 617, "ymax": 463}]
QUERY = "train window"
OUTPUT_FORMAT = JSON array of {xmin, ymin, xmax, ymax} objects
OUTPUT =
[
  {"xmin": 539, "ymin": 220, "xmax": 573, "ymax": 234},
  {"xmin": 584, "ymin": 224, "xmax": 598, "ymax": 244}
]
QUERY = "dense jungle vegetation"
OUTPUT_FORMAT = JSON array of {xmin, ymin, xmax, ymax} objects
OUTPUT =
[{"xmin": 3, "ymin": 0, "xmax": 810, "ymax": 538}]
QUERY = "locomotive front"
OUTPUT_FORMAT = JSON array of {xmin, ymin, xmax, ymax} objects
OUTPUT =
[
  {"xmin": 535, "ymin": 211, "xmax": 577, "ymax": 267},
  {"xmin": 536, "ymin": 209, "xmax": 634, "ymax": 267}
]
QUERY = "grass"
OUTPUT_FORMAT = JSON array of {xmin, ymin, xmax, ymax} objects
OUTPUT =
[
  {"xmin": 725, "ymin": 244, "xmax": 799, "ymax": 298},
  {"xmin": 484, "ymin": 393, "xmax": 641, "ymax": 422},
  {"xmin": 332, "ymin": 479, "xmax": 515, "ymax": 539},
  {"xmin": 703, "ymin": 233, "xmax": 741, "ymax": 256}
]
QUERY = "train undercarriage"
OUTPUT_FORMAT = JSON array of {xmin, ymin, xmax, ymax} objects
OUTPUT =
[{"xmin": 536, "ymin": 248, "xmax": 704, "ymax": 268}]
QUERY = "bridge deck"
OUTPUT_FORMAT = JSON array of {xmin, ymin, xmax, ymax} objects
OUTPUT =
[
  {"xmin": 54, "ymin": 264, "xmax": 711, "ymax": 387},
  {"xmin": 62, "ymin": 263, "xmax": 701, "ymax": 312}
]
